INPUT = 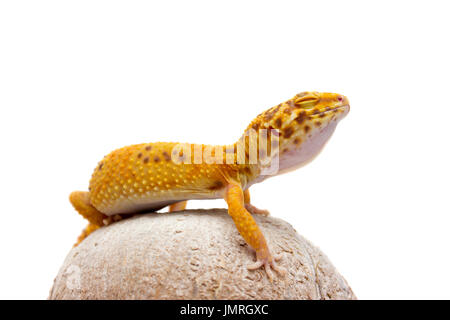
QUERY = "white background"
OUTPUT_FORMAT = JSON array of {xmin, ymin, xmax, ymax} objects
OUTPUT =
[{"xmin": 1, "ymin": 1, "xmax": 449, "ymax": 300}]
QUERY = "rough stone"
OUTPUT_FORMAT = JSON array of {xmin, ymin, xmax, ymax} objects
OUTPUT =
[{"xmin": 49, "ymin": 209, "xmax": 356, "ymax": 300}]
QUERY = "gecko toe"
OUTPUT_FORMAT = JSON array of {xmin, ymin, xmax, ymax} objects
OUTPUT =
[
  {"xmin": 247, "ymin": 260, "xmax": 264, "ymax": 270},
  {"xmin": 264, "ymin": 263, "xmax": 274, "ymax": 282},
  {"xmin": 245, "ymin": 204, "xmax": 270, "ymax": 216},
  {"xmin": 274, "ymin": 253, "xmax": 283, "ymax": 261},
  {"xmin": 272, "ymin": 262, "xmax": 287, "ymax": 276},
  {"xmin": 247, "ymin": 255, "xmax": 286, "ymax": 280}
]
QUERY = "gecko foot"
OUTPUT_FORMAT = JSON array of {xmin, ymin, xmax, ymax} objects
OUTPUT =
[
  {"xmin": 245, "ymin": 203, "xmax": 270, "ymax": 216},
  {"xmin": 247, "ymin": 253, "xmax": 286, "ymax": 281}
]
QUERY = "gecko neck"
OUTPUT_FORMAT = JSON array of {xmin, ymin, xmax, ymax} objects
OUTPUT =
[{"xmin": 242, "ymin": 120, "xmax": 338, "ymax": 186}]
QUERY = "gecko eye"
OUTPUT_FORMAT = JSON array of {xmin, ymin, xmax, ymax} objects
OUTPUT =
[
  {"xmin": 337, "ymin": 96, "xmax": 343, "ymax": 102},
  {"xmin": 293, "ymin": 93, "xmax": 319, "ymax": 109}
]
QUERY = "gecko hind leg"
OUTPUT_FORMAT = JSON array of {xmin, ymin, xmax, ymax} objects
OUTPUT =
[
  {"xmin": 225, "ymin": 182, "xmax": 285, "ymax": 281},
  {"xmin": 244, "ymin": 189, "xmax": 270, "ymax": 216},
  {"xmin": 69, "ymin": 191, "xmax": 108, "ymax": 245},
  {"xmin": 69, "ymin": 191, "xmax": 107, "ymax": 226},
  {"xmin": 168, "ymin": 201, "xmax": 188, "ymax": 212}
]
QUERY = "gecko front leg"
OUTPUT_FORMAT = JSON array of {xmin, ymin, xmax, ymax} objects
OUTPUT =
[
  {"xmin": 225, "ymin": 181, "xmax": 286, "ymax": 281},
  {"xmin": 243, "ymin": 189, "xmax": 270, "ymax": 216}
]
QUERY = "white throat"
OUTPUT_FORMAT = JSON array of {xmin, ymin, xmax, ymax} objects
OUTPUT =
[{"xmin": 276, "ymin": 121, "xmax": 338, "ymax": 176}]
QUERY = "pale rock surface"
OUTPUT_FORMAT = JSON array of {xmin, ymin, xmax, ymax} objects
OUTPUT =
[{"xmin": 49, "ymin": 209, "xmax": 356, "ymax": 300}]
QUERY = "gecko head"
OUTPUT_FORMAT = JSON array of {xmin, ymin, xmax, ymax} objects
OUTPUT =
[
  {"xmin": 246, "ymin": 91, "xmax": 350, "ymax": 176},
  {"xmin": 290, "ymin": 91, "xmax": 350, "ymax": 120}
]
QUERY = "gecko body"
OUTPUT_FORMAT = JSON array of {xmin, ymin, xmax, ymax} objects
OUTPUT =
[{"xmin": 70, "ymin": 91, "xmax": 350, "ymax": 280}]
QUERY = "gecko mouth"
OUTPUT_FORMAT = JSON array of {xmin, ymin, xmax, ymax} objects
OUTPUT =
[{"xmin": 312, "ymin": 105, "xmax": 349, "ymax": 118}]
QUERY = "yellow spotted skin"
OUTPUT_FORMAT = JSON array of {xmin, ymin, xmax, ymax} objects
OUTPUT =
[
  {"xmin": 88, "ymin": 142, "xmax": 253, "ymax": 215},
  {"xmin": 70, "ymin": 91, "xmax": 350, "ymax": 281}
]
